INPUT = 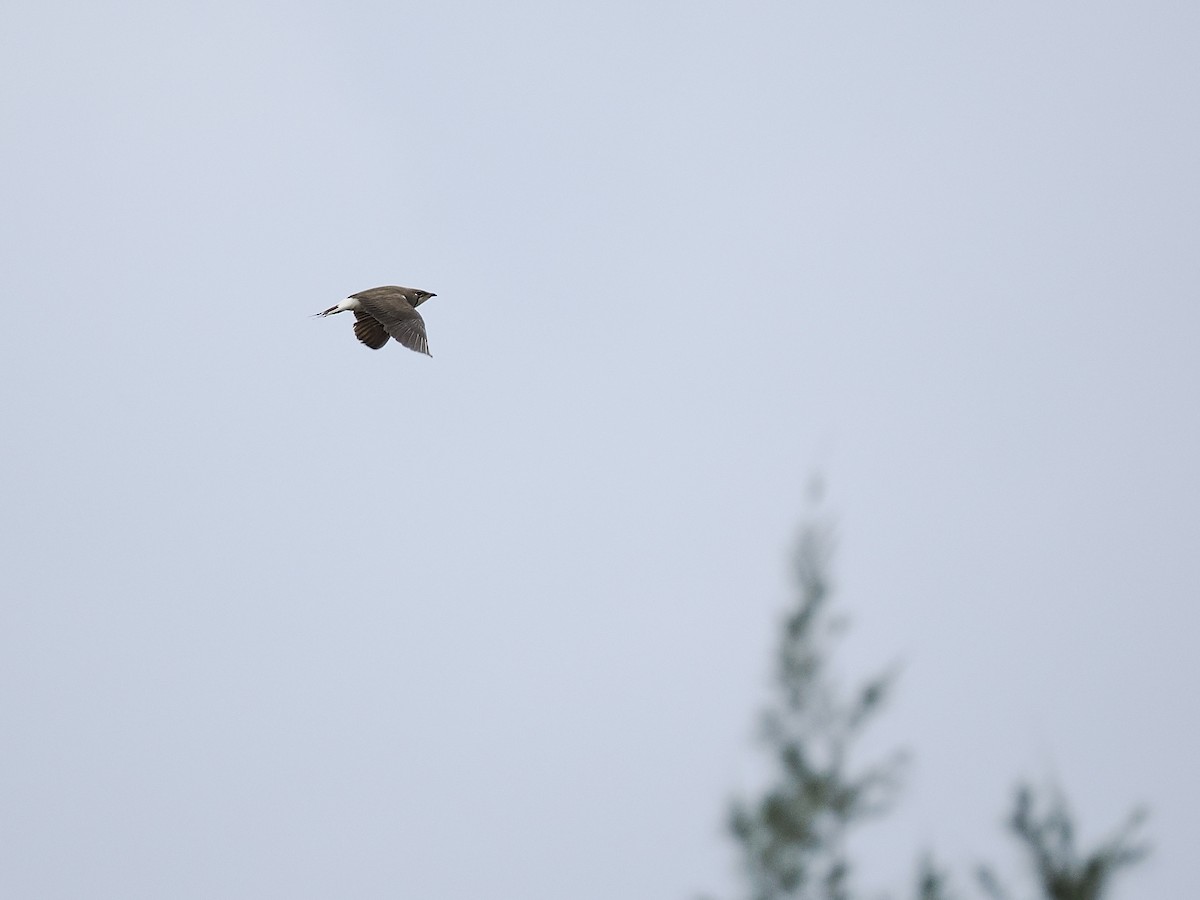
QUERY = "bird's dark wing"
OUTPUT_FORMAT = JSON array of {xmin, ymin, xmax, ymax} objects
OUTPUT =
[
  {"xmin": 380, "ymin": 308, "xmax": 430, "ymax": 356},
  {"xmin": 352, "ymin": 311, "xmax": 390, "ymax": 350},
  {"xmin": 354, "ymin": 293, "xmax": 431, "ymax": 356}
]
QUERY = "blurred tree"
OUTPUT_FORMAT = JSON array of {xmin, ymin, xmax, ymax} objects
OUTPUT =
[
  {"xmin": 914, "ymin": 855, "xmax": 957, "ymax": 900},
  {"xmin": 723, "ymin": 504, "xmax": 906, "ymax": 900},
  {"xmin": 713, "ymin": 501, "xmax": 1148, "ymax": 900},
  {"xmin": 974, "ymin": 785, "xmax": 1149, "ymax": 900}
]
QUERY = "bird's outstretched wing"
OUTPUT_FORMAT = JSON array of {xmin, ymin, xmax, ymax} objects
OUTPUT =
[
  {"xmin": 353, "ymin": 292, "xmax": 431, "ymax": 356},
  {"xmin": 352, "ymin": 311, "xmax": 391, "ymax": 350},
  {"xmin": 380, "ymin": 309, "xmax": 430, "ymax": 356}
]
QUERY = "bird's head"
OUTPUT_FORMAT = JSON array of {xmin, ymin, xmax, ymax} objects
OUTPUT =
[{"xmin": 413, "ymin": 289, "xmax": 436, "ymax": 307}]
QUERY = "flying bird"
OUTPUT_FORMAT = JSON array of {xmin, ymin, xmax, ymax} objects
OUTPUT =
[{"xmin": 316, "ymin": 285, "xmax": 437, "ymax": 355}]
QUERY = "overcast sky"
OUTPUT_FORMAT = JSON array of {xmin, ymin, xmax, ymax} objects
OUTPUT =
[{"xmin": 2, "ymin": 2, "xmax": 1197, "ymax": 898}]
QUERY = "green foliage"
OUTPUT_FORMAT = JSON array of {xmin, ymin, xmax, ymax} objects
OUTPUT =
[
  {"xmin": 726, "ymin": 514, "xmax": 905, "ymax": 900},
  {"xmin": 976, "ymin": 785, "xmax": 1149, "ymax": 900},
  {"xmin": 914, "ymin": 856, "xmax": 957, "ymax": 900},
  {"xmin": 715, "ymin": 501, "xmax": 1149, "ymax": 900}
]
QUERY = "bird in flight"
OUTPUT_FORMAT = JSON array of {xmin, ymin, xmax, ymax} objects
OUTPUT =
[{"xmin": 316, "ymin": 285, "xmax": 437, "ymax": 355}]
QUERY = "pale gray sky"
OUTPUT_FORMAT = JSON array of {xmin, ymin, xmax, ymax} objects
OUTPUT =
[{"xmin": 1, "ymin": 2, "xmax": 1197, "ymax": 898}]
